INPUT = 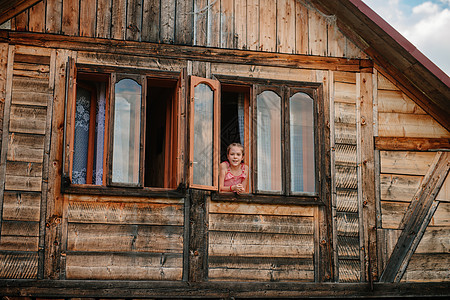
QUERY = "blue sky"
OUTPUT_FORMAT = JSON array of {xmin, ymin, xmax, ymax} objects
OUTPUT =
[{"xmin": 363, "ymin": 0, "xmax": 450, "ymax": 75}]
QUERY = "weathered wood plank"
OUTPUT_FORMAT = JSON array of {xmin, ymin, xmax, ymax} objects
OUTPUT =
[
  {"xmin": 380, "ymin": 151, "xmax": 436, "ymax": 176},
  {"xmin": 335, "ymin": 102, "xmax": 356, "ymax": 125},
  {"xmin": 68, "ymin": 201, "xmax": 183, "ymax": 225},
  {"xmin": 247, "ymin": 0, "xmax": 259, "ymax": 51},
  {"xmin": 378, "ymin": 229, "xmax": 402, "ymax": 270},
  {"xmin": 334, "ymin": 71, "xmax": 356, "ymax": 84},
  {"xmin": 67, "ymin": 223, "xmax": 184, "ymax": 253},
  {"xmin": 308, "ymin": 9, "xmax": 327, "ymax": 56},
  {"xmin": 379, "ymin": 113, "xmax": 450, "ymax": 138},
  {"xmin": 9, "ymin": 104, "xmax": 47, "ymax": 135},
  {"xmin": 375, "ymin": 137, "xmax": 450, "ymax": 151},
  {"xmin": 46, "ymin": 0, "xmax": 62, "ymax": 34},
  {"xmin": 336, "ymin": 189, "xmax": 358, "ymax": 213},
  {"xmin": 0, "ymin": 235, "xmax": 39, "ymax": 251},
  {"xmin": 220, "ymin": 0, "xmax": 234, "ymax": 48},
  {"xmin": 259, "ymin": 0, "xmax": 276, "ymax": 52},
  {"xmin": 126, "ymin": 0, "xmax": 143, "ymax": 41},
  {"xmin": 188, "ymin": 189, "xmax": 208, "ymax": 282},
  {"xmin": 209, "ymin": 213, "xmax": 314, "ymax": 234},
  {"xmin": 336, "ymin": 212, "xmax": 359, "ymax": 237},
  {"xmin": 111, "ymin": 0, "xmax": 126, "ymax": 40},
  {"xmin": 335, "ymin": 143, "xmax": 357, "ymax": 166},
  {"xmin": 80, "ymin": 0, "xmax": 96, "ymax": 37},
  {"xmin": 2, "ymin": 192, "xmax": 41, "ymax": 222},
  {"xmin": 66, "ymin": 253, "xmax": 183, "ymax": 280},
  {"xmin": 402, "ymin": 253, "xmax": 450, "ymax": 282},
  {"xmin": 193, "ymin": 0, "xmax": 207, "ymax": 46},
  {"xmin": 378, "ymin": 90, "xmax": 425, "ymax": 114},
  {"xmin": 338, "ymin": 259, "xmax": 360, "ymax": 282},
  {"xmin": 335, "ymin": 122, "xmax": 357, "ymax": 145},
  {"xmin": 207, "ymin": 0, "xmax": 220, "ymax": 47},
  {"xmin": 295, "ymin": 0, "xmax": 308, "ymax": 54},
  {"xmin": 210, "ymin": 201, "xmax": 314, "ymax": 216},
  {"xmin": 327, "ymin": 23, "xmax": 346, "ymax": 57},
  {"xmin": 28, "ymin": 0, "xmax": 45, "ymax": 33},
  {"xmin": 337, "ymin": 235, "xmax": 360, "ymax": 259},
  {"xmin": 67, "ymin": 193, "xmax": 183, "ymax": 205},
  {"xmin": 161, "ymin": 0, "xmax": 176, "ymax": 44},
  {"xmin": 142, "ymin": 0, "xmax": 159, "ymax": 42},
  {"xmin": 335, "ymin": 165, "xmax": 357, "ymax": 190},
  {"xmin": 209, "ymin": 256, "xmax": 314, "ymax": 282},
  {"xmin": 1, "ymin": 220, "xmax": 39, "ymax": 236},
  {"xmin": 12, "ymin": 9, "xmax": 28, "ymax": 31},
  {"xmin": 0, "ymin": 252, "xmax": 38, "ymax": 279},
  {"xmin": 209, "ymin": 231, "xmax": 314, "ymax": 258},
  {"xmin": 234, "ymin": 0, "xmax": 247, "ymax": 49},
  {"xmin": 334, "ymin": 82, "xmax": 356, "ymax": 104},
  {"xmin": 380, "ymin": 174, "xmax": 422, "ymax": 202},
  {"xmin": 277, "ymin": 0, "xmax": 295, "ymax": 54},
  {"xmin": 429, "ymin": 202, "xmax": 449, "ymax": 226},
  {"xmin": 378, "ymin": 73, "xmax": 399, "ymax": 91},
  {"xmin": 62, "ymin": 0, "xmax": 79, "ymax": 36},
  {"xmin": 381, "ymin": 201, "xmax": 408, "ymax": 229},
  {"xmin": 96, "ymin": 0, "xmax": 112, "ymax": 39},
  {"xmin": 5, "ymin": 174, "xmax": 41, "ymax": 191},
  {"xmin": 7, "ymin": 133, "xmax": 45, "ymax": 163},
  {"xmin": 415, "ymin": 226, "xmax": 450, "ymax": 254},
  {"xmin": 175, "ymin": 0, "xmax": 193, "ymax": 45},
  {"xmin": 436, "ymin": 173, "xmax": 449, "ymax": 202}
]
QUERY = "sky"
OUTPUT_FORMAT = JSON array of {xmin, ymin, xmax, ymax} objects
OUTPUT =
[{"xmin": 363, "ymin": 0, "xmax": 450, "ymax": 76}]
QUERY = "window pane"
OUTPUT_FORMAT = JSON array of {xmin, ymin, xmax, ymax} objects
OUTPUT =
[
  {"xmin": 193, "ymin": 83, "xmax": 214, "ymax": 186},
  {"xmin": 290, "ymin": 92, "xmax": 315, "ymax": 193},
  {"xmin": 257, "ymin": 90, "xmax": 282, "ymax": 192},
  {"xmin": 112, "ymin": 79, "xmax": 141, "ymax": 184}
]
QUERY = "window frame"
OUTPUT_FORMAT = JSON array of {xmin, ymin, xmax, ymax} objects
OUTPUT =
[
  {"xmin": 62, "ymin": 63, "xmax": 186, "ymax": 197},
  {"xmin": 212, "ymin": 75, "xmax": 325, "ymax": 205}
]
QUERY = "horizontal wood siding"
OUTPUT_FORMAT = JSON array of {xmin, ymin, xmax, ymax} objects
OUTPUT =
[
  {"xmin": 65, "ymin": 195, "xmax": 184, "ymax": 280},
  {"xmin": 0, "ymin": 45, "xmax": 52, "ymax": 279},
  {"xmin": 208, "ymin": 201, "xmax": 314, "ymax": 282},
  {"xmin": 8, "ymin": 0, "xmax": 367, "ymax": 59}
]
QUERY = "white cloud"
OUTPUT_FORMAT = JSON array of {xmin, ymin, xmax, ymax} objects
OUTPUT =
[{"xmin": 363, "ymin": 0, "xmax": 450, "ymax": 75}]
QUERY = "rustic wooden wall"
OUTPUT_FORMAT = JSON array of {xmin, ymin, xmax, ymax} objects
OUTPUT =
[
  {"xmin": 8, "ymin": 0, "xmax": 367, "ymax": 59},
  {"xmin": 0, "ymin": 45, "xmax": 55, "ymax": 279},
  {"xmin": 375, "ymin": 73, "xmax": 450, "ymax": 282}
]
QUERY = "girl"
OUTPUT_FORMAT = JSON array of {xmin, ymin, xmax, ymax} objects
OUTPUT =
[{"xmin": 219, "ymin": 143, "xmax": 249, "ymax": 194}]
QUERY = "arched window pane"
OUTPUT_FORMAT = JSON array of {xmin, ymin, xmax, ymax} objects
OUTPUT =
[
  {"xmin": 290, "ymin": 92, "xmax": 315, "ymax": 193},
  {"xmin": 193, "ymin": 83, "xmax": 214, "ymax": 186},
  {"xmin": 112, "ymin": 78, "xmax": 141, "ymax": 184},
  {"xmin": 257, "ymin": 90, "xmax": 282, "ymax": 192}
]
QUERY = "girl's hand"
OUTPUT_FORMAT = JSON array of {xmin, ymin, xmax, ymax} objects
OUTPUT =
[{"xmin": 234, "ymin": 184, "xmax": 244, "ymax": 194}]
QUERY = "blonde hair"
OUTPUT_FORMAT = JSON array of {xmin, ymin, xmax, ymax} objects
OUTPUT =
[{"xmin": 227, "ymin": 143, "xmax": 244, "ymax": 156}]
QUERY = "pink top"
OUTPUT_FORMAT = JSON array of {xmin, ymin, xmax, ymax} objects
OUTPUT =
[{"xmin": 223, "ymin": 161, "xmax": 246, "ymax": 187}]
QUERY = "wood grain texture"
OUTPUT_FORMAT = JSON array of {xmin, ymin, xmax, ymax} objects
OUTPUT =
[
  {"xmin": 125, "ymin": 0, "xmax": 142, "ymax": 41},
  {"xmin": 7, "ymin": 133, "xmax": 44, "ymax": 163},
  {"xmin": 380, "ymin": 151, "xmax": 435, "ymax": 176},
  {"xmin": 62, "ymin": 0, "xmax": 79, "ymax": 36},
  {"xmin": 111, "ymin": 0, "xmax": 126, "ymax": 40},
  {"xmin": 46, "ymin": 0, "xmax": 62, "ymax": 34},
  {"xmin": 402, "ymin": 253, "xmax": 450, "ymax": 282},
  {"xmin": 9, "ymin": 104, "xmax": 47, "ymax": 135},
  {"xmin": 28, "ymin": 0, "xmax": 45, "ymax": 33},
  {"xmin": 193, "ymin": 0, "xmax": 207, "ymax": 46},
  {"xmin": 0, "ymin": 252, "xmax": 38, "ymax": 279},
  {"xmin": 379, "ymin": 113, "xmax": 450, "ymax": 138},
  {"xmin": 436, "ymin": 173, "xmax": 449, "ymax": 202},
  {"xmin": 234, "ymin": 0, "xmax": 247, "ymax": 49},
  {"xmin": 220, "ymin": 0, "xmax": 234, "ymax": 48},
  {"xmin": 277, "ymin": 0, "xmax": 295, "ymax": 54},
  {"xmin": 80, "ymin": 0, "xmax": 96, "ymax": 37},
  {"xmin": 160, "ymin": 0, "xmax": 176, "ymax": 44},
  {"xmin": 66, "ymin": 252, "xmax": 183, "ymax": 280},
  {"xmin": 295, "ymin": 0, "xmax": 308, "ymax": 54},
  {"xmin": 375, "ymin": 137, "xmax": 450, "ymax": 151},
  {"xmin": 247, "ymin": 0, "xmax": 259, "ymax": 50},
  {"xmin": 96, "ymin": 0, "xmax": 112, "ymax": 38},
  {"xmin": 259, "ymin": 0, "xmax": 276, "ymax": 52},
  {"xmin": 380, "ymin": 174, "xmax": 422, "ymax": 202},
  {"xmin": 210, "ymin": 201, "xmax": 314, "ymax": 216},
  {"xmin": 308, "ymin": 9, "xmax": 326, "ymax": 56}
]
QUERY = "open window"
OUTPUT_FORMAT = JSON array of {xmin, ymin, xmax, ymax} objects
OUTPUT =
[{"xmin": 63, "ymin": 62, "xmax": 185, "ymax": 193}]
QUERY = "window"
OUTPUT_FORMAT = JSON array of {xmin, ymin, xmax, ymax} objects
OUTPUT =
[{"xmin": 63, "ymin": 62, "xmax": 184, "ymax": 192}]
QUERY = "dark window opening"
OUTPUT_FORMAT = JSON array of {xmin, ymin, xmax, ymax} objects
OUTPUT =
[{"xmin": 145, "ymin": 79, "xmax": 177, "ymax": 188}]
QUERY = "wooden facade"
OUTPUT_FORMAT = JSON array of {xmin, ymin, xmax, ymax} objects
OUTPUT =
[{"xmin": 0, "ymin": 0, "xmax": 449, "ymax": 298}]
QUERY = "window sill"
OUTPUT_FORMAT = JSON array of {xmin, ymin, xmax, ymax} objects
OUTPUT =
[
  {"xmin": 211, "ymin": 192, "xmax": 324, "ymax": 205},
  {"xmin": 62, "ymin": 183, "xmax": 185, "ymax": 198}
]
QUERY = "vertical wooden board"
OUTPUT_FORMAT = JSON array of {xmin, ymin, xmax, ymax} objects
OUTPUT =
[
  {"xmin": 96, "ymin": 0, "xmax": 112, "ymax": 38},
  {"xmin": 111, "ymin": 0, "xmax": 126, "ymax": 40},
  {"xmin": 308, "ymin": 10, "xmax": 327, "ymax": 56},
  {"xmin": 175, "ymin": 0, "xmax": 194, "ymax": 45},
  {"xmin": 220, "ymin": 0, "xmax": 234, "ymax": 48},
  {"xmin": 295, "ymin": 0, "xmax": 308, "ymax": 54},
  {"xmin": 277, "ymin": 0, "xmax": 295, "ymax": 54},
  {"xmin": 80, "ymin": 0, "xmax": 97, "ymax": 37},
  {"xmin": 234, "ymin": 0, "xmax": 247, "ymax": 49},
  {"xmin": 436, "ymin": 173, "xmax": 449, "ymax": 202},
  {"xmin": 193, "ymin": 0, "xmax": 208, "ymax": 46},
  {"xmin": 0, "ymin": 43, "xmax": 7, "ymax": 154},
  {"xmin": 207, "ymin": 0, "xmax": 220, "ymax": 47},
  {"xmin": 380, "ymin": 151, "xmax": 436, "ymax": 176},
  {"xmin": 259, "ymin": 0, "xmax": 276, "ymax": 52},
  {"xmin": 246, "ymin": 0, "xmax": 259, "ymax": 50},
  {"xmin": 126, "ymin": 0, "xmax": 143, "ymax": 41},
  {"xmin": 46, "ymin": 0, "xmax": 62, "ymax": 33},
  {"xmin": 142, "ymin": 0, "xmax": 160, "ymax": 42},
  {"xmin": 0, "ymin": 252, "xmax": 38, "ymax": 279},
  {"xmin": 327, "ymin": 24, "xmax": 345, "ymax": 57},
  {"xmin": 160, "ymin": 0, "xmax": 176, "ymax": 44},
  {"xmin": 62, "ymin": 0, "xmax": 79, "ymax": 36},
  {"xmin": 28, "ymin": 0, "xmax": 45, "ymax": 33},
  {"xmin": 12, "ymin": 10, "xmax": 29, "ymax": 31}
]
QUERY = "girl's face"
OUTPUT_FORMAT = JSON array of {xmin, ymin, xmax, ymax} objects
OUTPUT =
[{"xmin": 227, "ymin": 146, "xmax": 244, "ymax": 167}]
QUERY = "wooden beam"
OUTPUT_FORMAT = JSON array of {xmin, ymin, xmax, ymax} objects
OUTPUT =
[
  {"xmin": 375, "ymin": 137, "xmax": 450, "ymax": 151},
  {"xmin": 0, "ymin": 31, "xmax": 374, "ymax": 73},
  {"xmin": 0, "ymin": 280, "xmax": 449, "ymax": 298},
  {"xmin": 0, "ymin": 0, "xmax": 42, "ymax": 25},
  {"xmin": 379, "ymin": 152, "xmax": 450, "ymax": 282}
]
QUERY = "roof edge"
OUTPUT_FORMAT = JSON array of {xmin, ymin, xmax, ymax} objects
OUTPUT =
[{"xmin": 349, "ymin": 0, "xmax": 450, "ymax": 88}]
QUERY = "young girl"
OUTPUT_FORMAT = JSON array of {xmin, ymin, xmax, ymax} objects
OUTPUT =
[{"xmin": 219, "ymin": 143, "xmax": 249, "ymax": 194}]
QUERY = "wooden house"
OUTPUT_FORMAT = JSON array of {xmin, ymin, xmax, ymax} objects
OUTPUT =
[{"xmin": 0, "ymin": 0, "xmax": 449, "ymax": 298}]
